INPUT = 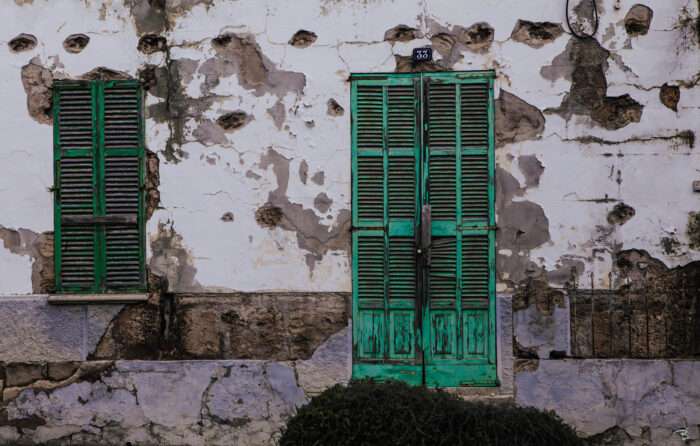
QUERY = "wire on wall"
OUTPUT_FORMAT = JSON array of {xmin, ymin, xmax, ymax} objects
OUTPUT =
[{"xmin": 566, "ymin": 0, "xmax": 599, "ymax": 39}]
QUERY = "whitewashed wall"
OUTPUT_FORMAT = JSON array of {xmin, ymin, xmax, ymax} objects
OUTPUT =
[{"xmin": 0, "ymin": 0, "xmax": 698, "ymax": 294}]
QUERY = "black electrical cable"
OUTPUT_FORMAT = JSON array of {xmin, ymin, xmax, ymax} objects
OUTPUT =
[{"xmin": 566, "ymin": 0, "xmax": 599, "ymax": 39}]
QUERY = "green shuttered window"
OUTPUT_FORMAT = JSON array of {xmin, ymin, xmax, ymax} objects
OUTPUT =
[
  {"xmin": 351, "ymin": 71, "xmax": 496, "ymax": 387},
  {"xmin": 53, "ymin": 80, "xmax": 146, "ymax": 294}
]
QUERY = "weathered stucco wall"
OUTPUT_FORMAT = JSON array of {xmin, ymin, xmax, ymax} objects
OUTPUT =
[
  {"xmin": 1, "ymin": 0, "xmax": 698, "ymax": 294},
  {"xmin": 1, "ymin": 0, "xmax": 700, "ymax": 445}
]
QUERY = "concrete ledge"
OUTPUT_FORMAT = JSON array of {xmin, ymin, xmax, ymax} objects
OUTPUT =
[
  {"xmin": 0, "ymin": 295, "xmax": 124, "ymax": 362},
  {"xmin": 48, "ymin": 294, "xmax": 149, "ymax": 304}
]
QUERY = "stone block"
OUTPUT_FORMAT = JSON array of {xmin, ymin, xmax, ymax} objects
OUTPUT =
[
  {"xmin": 5, "ymin": 363, "xmax": 45, "ymax": 387},
  {"xmin": 0, "ymin": 296, "xmax": 123, "ymax": 362},
  {"xmin": 176, "ymin": 293, "xmax": 349, "ymax": 360},
  {"xmin": 46, "ymin": 362, "xmax": 80, "ymax": 381}
]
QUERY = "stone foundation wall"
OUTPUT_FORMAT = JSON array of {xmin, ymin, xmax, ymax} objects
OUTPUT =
[
  {"xmin": 515, "ymin": 359, "xmax": 700, "ymax": 446},
  {"xmin": 0, "ymin": 352, "xmax": 348, "ymax": 445}
]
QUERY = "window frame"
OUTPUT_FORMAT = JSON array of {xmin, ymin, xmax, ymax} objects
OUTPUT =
[
  {"xmin": 350, "ymin": 70, "xmax": 498, "ymax": 387},
  {"xmin": 52, "ymin": 79, "xmax": 147, "ymax": 298}
]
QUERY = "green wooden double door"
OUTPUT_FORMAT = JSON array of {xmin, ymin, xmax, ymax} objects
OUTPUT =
[{"xmin": 351, "ymin": 71, "xmax": 497, "ymax": 387}]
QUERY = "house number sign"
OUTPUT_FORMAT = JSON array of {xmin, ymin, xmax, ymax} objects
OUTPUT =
[{"xmin": 412, "ymin": 47, "xmax": 433, "ymax": 63}]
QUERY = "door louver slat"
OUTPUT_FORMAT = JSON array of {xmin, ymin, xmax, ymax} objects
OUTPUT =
[
  {"xmin": 357, "ymin": 157, "xmax": 384, "ymax": 221},
  {"xmin": 387, "ymin": 85, "xmax": 416, "ymax": 150},
  {"xmin": 388, "ymin": 157, "xmax": 415, "ymax": 219},
  {"xmin": 428, "ymin": 84, "xmax": 457, "ymax": 150},
  {"xmin": 430, "ymin": 237, "xmax": 456, "ymax": 299},
  {"xmin": 462, "ymin": 235, "xmax": 490, "ymax": 300},
  {"xmin": 462, "ymin": 154, "xmax": 489, "ymax": 220},
  {"xmin": 389, "ymin": 238, "xmax": 416, "ymax": 299},
  {"xmin": 460, "ymin": 84, "xmax": 489, "ymax": 147},
  {"xmin": 429, "ymin": 156, "xmax": 456, "ymax": 220},
  {"xmin": 356, "ymin": 85, "xmax": 383, "ymax": 150},
  {"xmin": 357, "ymin": 236, "xmax": 385, "ymax": 300}
]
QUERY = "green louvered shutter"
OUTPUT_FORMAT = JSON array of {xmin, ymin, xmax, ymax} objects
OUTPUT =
[
  {"xmin": 424, "ymin": 74, "xmax": 496, "ymax": 387},
  {"xmin": 54, "ymin": 81, "xmax": 99, "ymax": 292},
  {"xmin": 102, "ymin": 81, "xmax": 146, "ymax": 291},
  {"xmin": 54, "ymin": 80, "xmax": 145, "ymax": 293},
  {"xmin": 352, "ymin": 77, "xmax": 422, "ymax": 383}
]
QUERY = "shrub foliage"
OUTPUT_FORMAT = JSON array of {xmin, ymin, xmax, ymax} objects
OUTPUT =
[{"xmin": 280, "ymin": 379, "xmax": 584, "ymax": 446}]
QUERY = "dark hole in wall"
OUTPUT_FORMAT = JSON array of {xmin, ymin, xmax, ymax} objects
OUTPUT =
[
  {"xmin": 606, "ymin": 202, "xmax": 636, "ymax": 226},
  {"xmin": 137, "ymin": 34, "xmax": 167, "ymax": 54},
  {"xmin": 288, "ymin": 30, "xmax": 317, "ymax": 48},
  {"xmin": 63, "ymin": 34, "xmax": 90, "ymax": 53},
  {"xmin": 255, "ymin": 205, "xmax": 284, "ymax": 228},
  {"xmin": 327, "ymin": 98, "xmax": 344, "ymax": 117},
  {"xmin": 458, "ymin": 22, "xmax": 494, "ymax": 49},
  {"xmin": 659, "ymin": 84, "xmax": 680, "ymax": 112},
  {"xmin": 510, "ymin": 20, "xmax": 563, "ymax": 48},
  {"xmin": 8, "ymin": 33, "xmax": 37, "ymax": 52},
  {"xmin": 624, "ymin": 4, "xmax": 654, "ymax": 36},
  {"xmin": 216, "ymin": 111, "xmax": 251, "ymax": 131},
  {"xmin": 384, "ymin": 24, "xmax": 420, "ymax": 42}
]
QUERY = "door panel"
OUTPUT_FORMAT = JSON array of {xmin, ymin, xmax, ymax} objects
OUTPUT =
[
  {"xmin": 352, "ymin": 72, "xmax": 496, "ymax": 387},
  {"xmin": 423, "ymin": 74, "xmax": 497, "ymax": 387},
  {"xmin": 352, "ymin": 77, "xmax": 421, "ymax": 382}
]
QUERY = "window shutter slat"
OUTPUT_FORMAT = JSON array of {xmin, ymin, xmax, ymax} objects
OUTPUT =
[
  {"xmin": 60, "ymin": 225, "xmax": 96, "ymax": 289},
  {"xmin": 104, "ymin": 85, "xmax": 140, "ymax": 148},
  {"xmin": 58, "ymin": 88, "xmax": 93, "ymax": 149}
]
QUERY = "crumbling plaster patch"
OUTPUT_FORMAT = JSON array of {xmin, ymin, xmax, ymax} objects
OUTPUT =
[
  {"xmin": 256, "ymin": 148, "xmax": 350, "ymax": 273},
  {"xmin": 0, "ymin": 227, "xmax": 53, "ymax": 294},
  {"xmin": 149, "ymin": 221, "xmax": 201, "ymax": 293}
]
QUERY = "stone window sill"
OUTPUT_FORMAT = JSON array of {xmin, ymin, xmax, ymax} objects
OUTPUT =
[{"xmin": 48, "ymin": 294, "xmax": 148, "ymax": 304}]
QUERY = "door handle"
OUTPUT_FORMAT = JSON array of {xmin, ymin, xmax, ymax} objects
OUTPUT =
[{"xmin": 420, "ymin": 204, "xmax": 431, "ymax": 266}]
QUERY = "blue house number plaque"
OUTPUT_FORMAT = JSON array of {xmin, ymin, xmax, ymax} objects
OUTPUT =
[{"xmin": 412, "ymin": 47, "xmax": 433, "ymax": 63}]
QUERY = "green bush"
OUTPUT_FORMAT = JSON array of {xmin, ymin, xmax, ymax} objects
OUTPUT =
[{"xmin": 280, "ymin": 379, "xmax": 583, "ymax": 446}]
